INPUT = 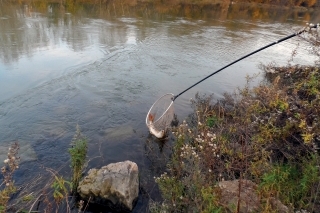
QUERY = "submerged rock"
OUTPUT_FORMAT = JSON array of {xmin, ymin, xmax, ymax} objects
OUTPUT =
[
  {"xmin": 104, "ymin": 125, "xmax": 135, "ymax": 142},
  {"xmin": 0, "ymin": 140, "xmax": 37, "ymax": 164},
  {"xmin": 78, "ymin": 160, "xmax": 139, "ymax": 211}
]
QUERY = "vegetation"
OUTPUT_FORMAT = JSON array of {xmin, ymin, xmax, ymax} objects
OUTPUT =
[
  {"xmin": 236, "ymin": 0, "xmax": 318, "ymax": 7},
  {"xmin": 0, "ymin": 143, "xmax": 19, "ymax": 213},
  {"xmin": 151, "ymin": 27, "xmax": 320, "ymax": 212},
  {"xmin": 69, "ymin": 125, "xmax": 88, "ymax": 193},
  {"xmin": 0, "ymin": 126, "xmax": 88, "ymax": 213}
]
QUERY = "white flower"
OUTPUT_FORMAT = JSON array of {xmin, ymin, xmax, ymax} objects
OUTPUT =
[
  {"xmin": 4, "ymin": 159, "xmax": 9, "ymax": 164},
  {"xmin": 209, "ymin": 169, "xmax": 212, "ymax": 173},
  {"xmin": 198, "ymin": 122, "xmax": 202, "ymax": 126}
]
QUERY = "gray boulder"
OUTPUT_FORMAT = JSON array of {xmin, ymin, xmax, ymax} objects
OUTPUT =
[{"xmin": 78, "ymin": 160, "xmax": 139, "ymax": 211}]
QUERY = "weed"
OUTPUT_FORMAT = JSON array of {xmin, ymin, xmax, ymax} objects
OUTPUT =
[
  {"xmin": 0, "ymin": 142, "xmax": 20, "ymax": 213},
  {"xmin": 69, "ymin": 125, "xmax": 88, "ymax": 193},
  {"xmin": 51, "ymin": 175, "xmax": 71, "ymax": 204},
  {"xmin": 21, "ymin": 194, "xmax": 34, "ymax": 202},
  {"xmin": 259, "ymin": 154, "xmax": 320, "ymax": 210}
]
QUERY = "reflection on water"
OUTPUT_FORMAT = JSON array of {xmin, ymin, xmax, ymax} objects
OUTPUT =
[{"xmin": 0, "ymin": 0, "xmax": 319, "ymax": 212}]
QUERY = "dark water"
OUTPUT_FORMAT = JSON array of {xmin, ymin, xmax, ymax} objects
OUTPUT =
[{"xmin": 0, "ymin": 0, "xmax": 319, "ymax": 212}]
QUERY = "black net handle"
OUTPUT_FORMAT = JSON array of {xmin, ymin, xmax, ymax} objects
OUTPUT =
[{"xmin": 172, "ymin": 24, "xmax": 319, "ymax": 101}]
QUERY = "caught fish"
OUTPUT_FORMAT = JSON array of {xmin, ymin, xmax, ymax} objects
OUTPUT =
[
  {"xmin": 149, "ymin": 123, "xmax": 165, "ymax": 138},
  {"xmin": 147, "ymin": 113, "xmax": 165, "ymax": 138}
]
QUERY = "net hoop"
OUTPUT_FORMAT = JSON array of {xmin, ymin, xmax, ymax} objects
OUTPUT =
[{"xmin": 146, "ymin": 93, "xmax": 174, "ymax": 138}]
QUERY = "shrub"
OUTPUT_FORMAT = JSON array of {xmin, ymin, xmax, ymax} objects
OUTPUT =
[{"xmin": 69, "ymin": 125, "xmax": 88, "ymax": 193}]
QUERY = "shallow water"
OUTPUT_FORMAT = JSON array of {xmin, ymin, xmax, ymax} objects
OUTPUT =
[{"xmin": 0, "ymin": 1, "xmax": 319, "ymax": 212}]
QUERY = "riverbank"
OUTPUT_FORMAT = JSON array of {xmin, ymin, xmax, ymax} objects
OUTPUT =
[
  {"xmin": 235, "ymin": 0, "xmax": 319, "ymax": 7},
  {"xmin": 151, "ymin": 28, "xmax": 320, "ymax": 212},
  {"xmin": 151, "ymin": 66, "xmax": 320, "ymax": 212}
]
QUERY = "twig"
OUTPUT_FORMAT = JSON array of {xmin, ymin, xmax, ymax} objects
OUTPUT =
[{"xmin": 28, "ymin": 195, "xmax": 42, "ymax": 213}]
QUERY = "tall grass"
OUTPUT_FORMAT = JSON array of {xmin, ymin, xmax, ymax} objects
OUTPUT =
[{"xmin": 69, "ymin": 125, "xmax": 88, "ymax": 193}]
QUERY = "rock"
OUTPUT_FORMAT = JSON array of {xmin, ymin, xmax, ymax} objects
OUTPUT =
[
  {"xmin": 218, "ymin": 179, "xmax": 260, "ymax": 213},
  {"xmin": 104, "ymin": 125, "xmax": 135, "ymax": 142},
  {"xmin": 270, "ymin": 197, "xmax": 290, "ymax": 213},
  {"xmin": 218, "ymin": 179, "xmax": 290, "ymax": 213},
  {"xmin": 0, "ymin": 140, "xmax": 37, "ymax": 164},
  {"xmin": 78, "ymin": 160, "xmax": 139, "ymax": 211}
]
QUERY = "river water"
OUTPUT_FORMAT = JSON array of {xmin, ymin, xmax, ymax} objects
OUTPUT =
[{"xmin": 0, "ymin": 1, "xmax": 319, "ymax": 212}]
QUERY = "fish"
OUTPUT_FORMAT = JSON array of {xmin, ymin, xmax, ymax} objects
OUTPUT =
[
  {"xmin": 148, "ymin": 113, "xmax": 165, "ymax": 138},
  {"xmin": 149, "ymin": 123, "xmax": 165, "ymax": 138}
]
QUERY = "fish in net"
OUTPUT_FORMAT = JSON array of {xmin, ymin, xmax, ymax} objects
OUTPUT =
[{"xmin": 146, "ymin": 93, "xmax": 174, "ymax": 138}]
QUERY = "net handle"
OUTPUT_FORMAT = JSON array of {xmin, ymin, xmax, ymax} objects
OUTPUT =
[
  {"xmin": 172, "ymin": 24, "xmax": 319, "ymax": 101},
  {"xmin": 146, "ymin": 93, "xmax": 174, "ymax": 126}
]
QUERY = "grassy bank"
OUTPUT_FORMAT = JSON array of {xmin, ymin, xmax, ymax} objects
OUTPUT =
[
  {"xmin": 150, "ymin": 28, "xmax": 320, "ymax": 212},
  {"xmin": 235, "ymin": 0, "xmax": 319, "ymax": 7}
]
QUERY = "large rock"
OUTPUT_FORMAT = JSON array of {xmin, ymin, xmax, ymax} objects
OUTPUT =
[
  {"xmin": 78, "ymin": 160, "xmax": 139, "ymax": 211},
  {"xmin": 218, "ymin": 179, "xmax": 290, "ymax": 213}
]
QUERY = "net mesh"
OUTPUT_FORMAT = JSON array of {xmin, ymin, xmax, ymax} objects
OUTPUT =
[{"xmin": 146, "ymin": 93, "xmax": 174, "ymax": 137}]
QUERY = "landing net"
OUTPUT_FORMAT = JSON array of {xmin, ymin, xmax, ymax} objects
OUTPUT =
[{"xmin": 146, "ymin": 93, "xmax": 174, "ymax": 138}]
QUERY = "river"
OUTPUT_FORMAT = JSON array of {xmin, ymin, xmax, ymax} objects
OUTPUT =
[{"xmin": 0, "ymin": 0, "xmax": 319, "ymax": 212}]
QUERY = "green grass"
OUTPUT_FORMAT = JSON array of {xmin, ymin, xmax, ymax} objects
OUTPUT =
[{"xmin": 69, "ymin": 125, "xmax": 88, "ymax": 193}]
